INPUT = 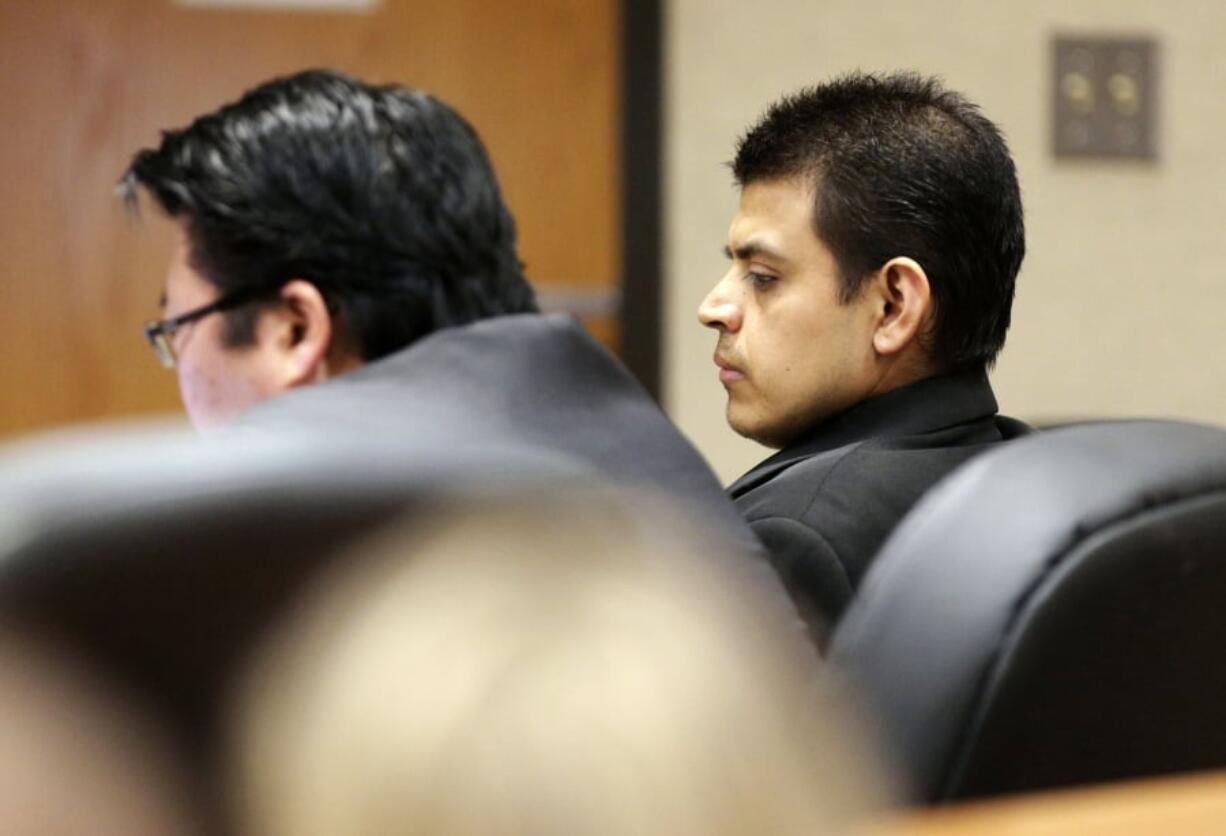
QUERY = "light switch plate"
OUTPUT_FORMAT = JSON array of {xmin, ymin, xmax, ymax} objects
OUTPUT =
[{"xmin": 1052, "ymin": 36, "xmax": 1158, "ymax": 160}]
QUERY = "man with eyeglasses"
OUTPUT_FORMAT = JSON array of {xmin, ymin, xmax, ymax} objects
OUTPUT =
[
  {"xmin": 125, "ymin": 70, "xmax": 537, "ymax": 433},
  {"xmin": 122, "ymin": 69, "xmax": 759, "ymax": 549}
]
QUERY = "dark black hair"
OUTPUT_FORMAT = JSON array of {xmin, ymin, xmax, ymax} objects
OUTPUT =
[
  {"xmin": 733, "ymin": 71, "xmax": 1024, "ymax": 372},
  {"xmin": 119, "ymin": 69, "xmax": 537, "ymax": 359}
]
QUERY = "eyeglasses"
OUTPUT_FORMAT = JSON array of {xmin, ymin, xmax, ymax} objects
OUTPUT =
[{"xmin": 144, "ymin": 284, "xmax": 282, "ymax": 369}]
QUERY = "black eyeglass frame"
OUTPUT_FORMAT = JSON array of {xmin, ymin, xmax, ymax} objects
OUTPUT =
[{"xmin": 143, "ymin": 283, "xmax": 285, "ymax": 369}]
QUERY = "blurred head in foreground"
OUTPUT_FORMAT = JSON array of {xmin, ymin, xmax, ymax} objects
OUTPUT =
[
  {"xmin": 229, "ymin": 492, "xmax": 888, "ymax": 836},
  {"xmin": 0, "ymin": 630, "xmax": 200, "ymax": 835}
]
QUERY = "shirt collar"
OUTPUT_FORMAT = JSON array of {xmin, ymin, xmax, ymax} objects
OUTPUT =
[{"xmin": 728, "ymin": 369, "xmax": 998, "ymax": 496}]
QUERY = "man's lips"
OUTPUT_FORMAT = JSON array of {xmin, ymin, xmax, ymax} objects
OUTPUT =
[{"xmin": 714, "ymin": 354, "xmax": 745, "ymax": 384}]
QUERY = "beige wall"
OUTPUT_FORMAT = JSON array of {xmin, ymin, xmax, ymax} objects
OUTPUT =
[{"xmin": 665, "ymin": 0, "xmax": 1226, "ymax": 483}]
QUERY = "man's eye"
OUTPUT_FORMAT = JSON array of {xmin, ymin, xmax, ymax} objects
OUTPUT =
[{"xmin": 746, "ymin": 271, "xmax": 777, "ymax": 289}]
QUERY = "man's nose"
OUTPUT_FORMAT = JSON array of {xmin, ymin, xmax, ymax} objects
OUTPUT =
[{"xmin": 697, "ymin": 275, "xmax": 742, "ymax": 332}]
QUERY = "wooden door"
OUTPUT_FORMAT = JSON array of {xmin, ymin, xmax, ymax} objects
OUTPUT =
[{"xmin": 0, "ymin": 0, "xmax": 620, "ymax": 437}]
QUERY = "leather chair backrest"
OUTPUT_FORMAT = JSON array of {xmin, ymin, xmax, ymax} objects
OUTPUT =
[
  {"xmin": 0, "ymin": 424, "xmax": 584, "ymax": 767},
  {"xmin": 829, "ymin": 420, "xmax": 1226, "ymax": 802}
]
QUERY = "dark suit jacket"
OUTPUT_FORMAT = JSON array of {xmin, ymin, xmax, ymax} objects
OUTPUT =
[
  {"xmin": 729, "ymin": 370, "xmax": 1029, "ymax": 638},
  {"xmin": 237, "ymin": 313, "xmax": 762, "ymax": 553}
]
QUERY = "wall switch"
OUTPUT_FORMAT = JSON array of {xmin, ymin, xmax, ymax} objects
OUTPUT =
[{"xmin": 1052, "ymin": 36, "xmax": 1158, "ymax": 160}]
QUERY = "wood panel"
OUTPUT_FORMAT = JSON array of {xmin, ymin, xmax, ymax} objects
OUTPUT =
[
  {"xmin": 869, "ymin": 770, "xmax": 1226, "ymax": 835},
  {"xmin": 0, "ymin": 0, "xmax": 620, "ymax": 437}
]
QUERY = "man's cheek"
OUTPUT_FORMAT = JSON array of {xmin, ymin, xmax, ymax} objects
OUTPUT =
[
  {"xmin": 178, "ymin": 363, "xmax": 261, "ymax": 432},
  {"xmin": 177, "ymin": 366, "xmax": 222, "ymax": 431}
]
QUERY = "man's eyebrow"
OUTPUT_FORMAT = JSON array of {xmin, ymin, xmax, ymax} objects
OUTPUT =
[{"xmin": 723, "ymin": 241, "xmax": 786, "ymax": 262}]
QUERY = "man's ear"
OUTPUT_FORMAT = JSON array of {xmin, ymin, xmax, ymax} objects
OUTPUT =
[
  {"xmin": 264, "ymin": 279, "xmax": 335, "ymax": 388},
  {"xmin": 870, "ymin": 257, "xmax": 932, "ymax": 357}
]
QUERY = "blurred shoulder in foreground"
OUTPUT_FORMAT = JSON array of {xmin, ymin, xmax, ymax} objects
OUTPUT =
[{"xmin": 0, "ymin": 628, "xmax": 203, "ymax": 835}]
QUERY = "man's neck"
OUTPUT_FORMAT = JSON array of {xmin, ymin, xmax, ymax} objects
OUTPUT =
[{"xmin": 862, "ymin": 346, "xmax": 938, "ymax": 403}]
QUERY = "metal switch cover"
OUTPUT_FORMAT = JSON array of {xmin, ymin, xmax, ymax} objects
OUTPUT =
[{"xmin": 1052, "ymin": 36, "xmax": 1158, "ymax": 160}]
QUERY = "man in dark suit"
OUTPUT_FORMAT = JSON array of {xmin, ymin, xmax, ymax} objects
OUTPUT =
[
  {"xmin": 120, "ymin": 69, "xmax": 754, "ymax": 549},
  {"xmin": 698, "ymin": 72, "xmax": 1029, "ymax": 639}
]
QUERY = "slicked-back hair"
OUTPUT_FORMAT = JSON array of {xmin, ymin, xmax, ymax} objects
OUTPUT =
[
  {"xmin": 120, "ymin": 69, "xmax": 537, "ymax": 359},
  {"xmin": 733, "ymin": 71, "xmax": 1024, "ymax": 372}
]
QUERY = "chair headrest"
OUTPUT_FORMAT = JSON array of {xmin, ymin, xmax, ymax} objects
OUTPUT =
[
  {"xmin": 830, "ymin": 419, "xmax": 1226, "ymax": 800},
  {"xmin": 0, "ymin": 423, "xmax": 588, "ymax": 766}
]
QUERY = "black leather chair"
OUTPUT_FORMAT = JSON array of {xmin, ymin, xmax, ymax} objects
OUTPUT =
[
  {"xmin": 0, "ymin": 424, "xmax": 584, "ymax": 769},
  {"xmin": 829, "ymin": 419, "xmax": 1226, "ymax": 803}
]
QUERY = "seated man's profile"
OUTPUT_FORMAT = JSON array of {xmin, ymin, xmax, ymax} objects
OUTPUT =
[{"xmin": 699, "ymin": 72, "xmax": 1029, "ymax": 637}]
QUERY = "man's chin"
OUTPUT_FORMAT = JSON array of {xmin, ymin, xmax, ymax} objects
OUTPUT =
[{"xmin": 727, "ymin": 410, "xmax": 788, "ymax": 450}]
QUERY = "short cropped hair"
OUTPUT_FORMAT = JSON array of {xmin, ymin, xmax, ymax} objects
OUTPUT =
[
  {"xmin": 733, "ymin": 71, "xmax": 1025, "ymax": 372},
  {"xmin": 120, "ymin": 69, "xmax": 537, "ymax": 360}
]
